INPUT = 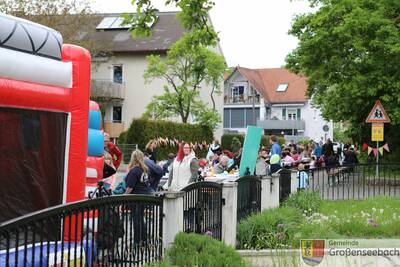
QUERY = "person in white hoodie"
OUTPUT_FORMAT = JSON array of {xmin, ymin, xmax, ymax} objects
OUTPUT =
[{"xmin": 168, "ymin": 143, "xmax": 199, "ymax": 190}]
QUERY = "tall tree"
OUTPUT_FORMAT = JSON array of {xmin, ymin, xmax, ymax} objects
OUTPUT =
[
  {"xmin": 0, "ymin": 0, "xmax": 102, "ymax": 54},
  {"xmin": 123, "ymin": 0, "xmax": 218, "ymax": 47},
  {"xmin": 142, "ymin": 33, "xmax": 226, "ymax": 129},
  {"xmin": 286, "ymin": 0, "xmax": 400, "ymax": 151}
]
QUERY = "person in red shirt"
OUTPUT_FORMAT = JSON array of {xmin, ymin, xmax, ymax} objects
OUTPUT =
[{"xmin": 104, "ymin": 132, "xmax": 123, "ymax": 169}]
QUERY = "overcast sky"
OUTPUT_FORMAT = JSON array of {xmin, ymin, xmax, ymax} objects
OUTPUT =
[{"xmin": 92, "ymin": 0, "xmax": 314, "ymax": 68}]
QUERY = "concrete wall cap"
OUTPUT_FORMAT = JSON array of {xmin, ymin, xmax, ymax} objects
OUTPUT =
[
  {"xmin": 162, "ymin": 191, "xmax": 185, "ymax": 199},
  {"xmin": 222, "ymin": 182, "xmax": 238, "ymax": 188}
]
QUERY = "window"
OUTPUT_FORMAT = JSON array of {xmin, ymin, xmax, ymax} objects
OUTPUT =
[
  {"xmin": 112, "ymin": 106, "xmax": 122, "ymax": 123},
  {"xmin": 223, "ymin": 109, "xmax": 231, "ymax": 128},
  {"xmin": 245, "ymin": 108, "xmax": 260, "ymax": 126},
  {"xmin": 287, "ymin": 108, "xmax": 297, "ymax": 120},
  {"xmin": 232, "ymin": 86, "xmax": 244, "ymax": 97},
  {"xmin": 276, "ymin": 83, "xmax": 288, "ymax": 92},
  {"xmin": 223, "ymin": 108, "xmax": 260, "ymax": 128},
  {"xmin": 113, "ymin": 65, "xmax": 123, "ymax": 84}
]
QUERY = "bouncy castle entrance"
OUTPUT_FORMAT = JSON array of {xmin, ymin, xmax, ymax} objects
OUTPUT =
[{"xmin": 0, "ymin": 107, "xmax": 67, "ymax": 223}]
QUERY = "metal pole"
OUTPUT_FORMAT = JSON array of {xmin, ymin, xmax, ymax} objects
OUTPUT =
[
  {"xmin": 251, "ymin": 82, "xmax": 256, "ymax": 126},
  {"xmin": 376, "ymin": 141, "xmax": 379, "ymax": 178}
]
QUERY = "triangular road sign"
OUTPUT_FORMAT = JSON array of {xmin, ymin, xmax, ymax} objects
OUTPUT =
[{"xmin": 366, "ymin": 100, "xmax": 390, "ymax": 123}]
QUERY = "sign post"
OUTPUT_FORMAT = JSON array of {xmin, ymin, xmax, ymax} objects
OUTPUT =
[{"xmin": 365, "ymin": 100, "xmax": 390, "ymax": 178}]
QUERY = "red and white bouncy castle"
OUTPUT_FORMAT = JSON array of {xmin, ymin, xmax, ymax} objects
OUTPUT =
[{"xmin": 0, "ymin": 13, "xmax": 101, "ymax": 223}]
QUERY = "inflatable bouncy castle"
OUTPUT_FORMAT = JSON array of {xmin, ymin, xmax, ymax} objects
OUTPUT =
[
  {"xmin": 0, "ymin": 13, "xmax": 98, "ymax": 223},
  {"xmin": 86, "ymin": 101, "xmax": 105, "ymax": 196}
]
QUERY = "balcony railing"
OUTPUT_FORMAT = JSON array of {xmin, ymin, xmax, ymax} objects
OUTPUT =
[
  {"xmin": 104, "ymin": 121, "xmax": 125, "ymax": 138},
  {"xmin": 91, "ymin": 79, "xmax": 125, "ymax": 100},
  {"xmin": 224, "ymin": 94, "xmax": 260, "ymax": 105},
  {"xmin": 257, "ymin": 118, "xmax": 305, "ymax": 130}
]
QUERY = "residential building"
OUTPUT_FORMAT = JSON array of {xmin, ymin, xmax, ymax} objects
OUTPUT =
[
  {"xmin": 78, "ymin": 12, "xmax": 224, "ymax": 141},
  {"xmin": 224, "ymin": 67, "xmax": 333, "ymax": 142}
]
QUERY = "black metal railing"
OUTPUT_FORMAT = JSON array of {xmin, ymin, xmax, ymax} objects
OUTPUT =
[
  {"xmin": 304, "ymin": 163, "xmax": 400, "ymax": 200},
  {"xmin": 236, "ymin": 176, "xmax": 261, "ymax": 222},
  {"xmin": 181, "ymin": 182, "xmax": 223, "ymax": 241},
  {"xmin": 0, "ymin": 195, "xmax": 163, "ymax": 266}
]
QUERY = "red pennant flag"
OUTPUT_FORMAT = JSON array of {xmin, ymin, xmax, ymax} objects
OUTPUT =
[
  {"xmin": 362, "ymin": 143, "xmax": 368, "ymax": 152},
  {"xmin": 373, "ymin": 148, "xmax": 378, "ymax": 157},
  {"xmin": 383, "ymin": 143, "xmax": 390, "ymax": 152}
]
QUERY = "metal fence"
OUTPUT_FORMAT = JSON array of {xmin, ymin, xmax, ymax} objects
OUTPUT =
[
  {"xmin": 117, "ymin": 144, "xmax": 139, "ymax": 164},
  {"xmin": 181, "ymin": 182, "xmax": 223, "ymax": 241},
  {"xmin": 305, "ymin": 163, "xmax": 400, "ymax": 200},
  {"xmin": 0, "ymin": 195, "xmax": 163, "ymax": 267},
  {"xmin": 236, "ymin": 176, "xmax": 261, "ymax": 222}
]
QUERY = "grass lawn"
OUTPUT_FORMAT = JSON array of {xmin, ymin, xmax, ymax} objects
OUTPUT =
[
  {"xmin": 236, "ymin": 193, "xmax": 400, "ymax": 249},
  {"xmin": 319, "ymin": 196, "xmax": 400, "ymax": 238}
]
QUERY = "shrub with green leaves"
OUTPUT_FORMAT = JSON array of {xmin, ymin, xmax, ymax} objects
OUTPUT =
[
  {"xmin": 236, "ymin": 207, "xmax": 302, "ymax": 249},
  {"xmin": 221, "ymin": 134, "xmax": 285, "ymax": 151},
  {"xmin": 147, "ymin": 233, "xmax": 248, "ymax": 267},
  {"xmin": 120, "ymin": 119, "xmax": 213, "ymax": 160},
  {"xmin": 283, "ymin": 191, "xmax": 322, "ymax": 216}
]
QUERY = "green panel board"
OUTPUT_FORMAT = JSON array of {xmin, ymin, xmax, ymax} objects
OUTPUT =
[{"xmin": 239, "ymin": 126, "xmax": 263, "ymax": 176}]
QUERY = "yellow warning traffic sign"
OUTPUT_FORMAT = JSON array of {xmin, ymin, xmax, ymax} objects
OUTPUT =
[
  {"xmin": 371, "ymin": 123, "xmax": 384, "ymax": 142},
  {"xmin": 366, "ymin": 100, "xmax": 390, "ymax": 123}
]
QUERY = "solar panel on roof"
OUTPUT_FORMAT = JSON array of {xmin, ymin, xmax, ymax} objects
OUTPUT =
[
  {"xmin": 96, "ymin": 17, "xmax": 118, "ymax": 30},
  {"xmin": 110, "ymin": 17, "xmax": 126, "ymax": 29}
]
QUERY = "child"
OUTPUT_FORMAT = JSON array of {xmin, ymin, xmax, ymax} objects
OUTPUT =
[
  {"xmin": 309, "ymin": 156, "xmax": 317, "ymax": 169},
  {"xmin": 297, "ymin": 164, "xmax": 309, "ymax": 190}
]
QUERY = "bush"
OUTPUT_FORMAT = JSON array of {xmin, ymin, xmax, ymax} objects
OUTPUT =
[
  {"xmin": 148, "ymin": 233, "xmax": 248, "ymax": 267},
  {"xmin": 236, "ymin": 207, "xmax": 302, "ymax": 249},
  {"xmin": 283, "ymin": 191, "xmax": 322, "ymax": 216},
  {"xmin": 221, "ymin": 134, "xmax": 285, "ymax": 151},
  {"xmin": 121, "ymin": 119, "xmax": 213, "ymax": 160}
]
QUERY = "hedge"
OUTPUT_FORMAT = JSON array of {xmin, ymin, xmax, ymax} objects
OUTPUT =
[
  {"xmin": 221, "ymin": 134, "xmax": 286, "ymax": 151},
  {"xmin": 145, "ymin": 233, "xmax": 248, "ymax": 267},
  {"xmin": 119, "ymin": 119, "xmax": 213, "ymax": 160}
]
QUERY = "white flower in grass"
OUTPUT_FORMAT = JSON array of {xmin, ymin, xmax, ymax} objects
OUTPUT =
[
  {"xmin": 372, "ymin": 207, "xmax": 377, "ymax": 212},
  {"xmin": 380, "ymin": 209, "xmax": 384, "ymax": 214}
]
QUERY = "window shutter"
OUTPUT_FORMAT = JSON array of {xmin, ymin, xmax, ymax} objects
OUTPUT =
[
  {"xmin": 282, "ymin": 108, "xmax": 286, "ymax": 120},
  {"xmin": 297, "ymin": 108, "xmax": 301, "ymax": 120}
]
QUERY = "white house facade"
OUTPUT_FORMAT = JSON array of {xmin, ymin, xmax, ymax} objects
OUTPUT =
[
  {"xmin": 224, "ymin": 67, "xmax": 333, "ymax": 142},
  {"xmin": 78, "ymin": 12, "xmax": 224, "ymax": 141}
]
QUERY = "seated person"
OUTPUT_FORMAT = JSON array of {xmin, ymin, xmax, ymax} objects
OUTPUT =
[
  {"xmin": 212, "ymin": 152, "xmax": 221, "ymax": 165},
  {"xmin": 290, "ymin": 149, "xmax": 299, "ymax": 161},
  {"xmin": 215, "ymin": 155, "xmax": 229, "ymax": 174},
  {"xmin": 282, "ymin": 151, "xmax": 295, "ymax": 167}
]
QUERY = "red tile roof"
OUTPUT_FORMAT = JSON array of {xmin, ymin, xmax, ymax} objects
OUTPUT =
[{"xmin": 234, "ymin": 67, "xmax": 308, "ymax": 104}]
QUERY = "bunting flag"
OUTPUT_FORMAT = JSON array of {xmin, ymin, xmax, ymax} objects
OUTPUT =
[
  {"xmin": 379, "ymin": 147, "xmax": 384, "ymax": 155},
  {"xmin": 368, "ymin": 147, "xmax": 373, "ymax": 155},
  {"xmin": 148, "ymin": 137, "xmax": 210, "ymax": 150},
  {"xmin": 383, "ymin": 143, "xmax": 390, "ymax": 152},
  {"xmin": 362, "ymin": 143, "xmax": 368, "ymax": 152},
  {"xmin": 373, "ymin": 148, "xmax": 378, "ymax": 157}
]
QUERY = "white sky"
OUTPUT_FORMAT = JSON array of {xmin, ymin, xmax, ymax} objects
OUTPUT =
[{"xmin": 92, "ymin": 0, "xmax": 314, "ymax": 68}]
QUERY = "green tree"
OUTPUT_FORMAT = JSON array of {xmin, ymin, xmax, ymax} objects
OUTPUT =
[
  {"xmin": 123, "ymin": 0, "xmax": 218, "ymax": 47},
  {"xmin": 142, "ymin": 33, "xmax": 226, "ymax": 130},
  {"xmin": 286, "ymin": 0, "xmax": 400, "ymax": 150}
]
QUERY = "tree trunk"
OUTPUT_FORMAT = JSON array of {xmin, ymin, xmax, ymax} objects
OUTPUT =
[{"xmin": 210, "ymin": 85, "xmax": 216, "ymax": 111}]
